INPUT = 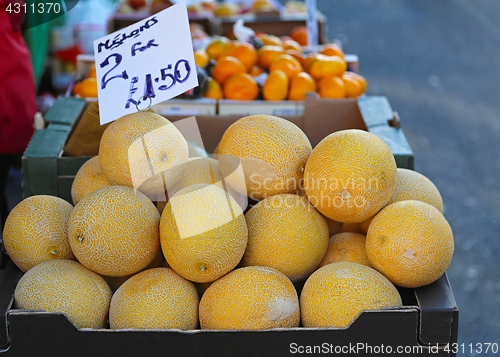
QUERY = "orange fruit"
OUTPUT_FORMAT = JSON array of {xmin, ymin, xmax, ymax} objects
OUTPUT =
[
  {"xmin": 256, "ymin": 33, "xmax": 283, "ymax": 47},
  {"xmin": 257, "ymin": 45, "xmax": 285, "ymax": 70},
  {"xmin": 248, "ymin": 65, "xmax": 264, "ymax": 77},
  {"xmin": 214, "ymin": 2, "xmax": 239, "ymax": 17},
  {"xmin": 347, "ymin": 71, "xmax": 367, "ymax": 93},
  {"xmin": 76, "ymin": 78, "xmax": 98, "ymax": 98},
  {"xmin": 282, "ymin": 39, "xmax": 302, "ymax": 52},
  {"xmin": 304, "ymin": 129, "xmax": 397, "ymax": 223},
  {"xmin": 262, "ymin": 70, "xmax": 289, "ymax": 101},
  {"xmin": 318, "ymin": 232, "xmax": 371, "ymax": 268},
  {"xmin": 366, "ymin": 200, "xmax": 454, "ymax": 288},
  {"xmin": 3, "ymin": 195, "xmax": 75, "ymax": 272},
  {"xmin": 220, "ymin": 42, "xmax": 258, "ymax": 70},
  {"xmin": 241, "ymin": 194, "xmax": 329, "ymax": 281},
  {"xmin": 285, "ymin": 49, "xmax": 305, "ymax": 67},
  {"xmin": 68, "ymin": 185, "xmax": 160, "ymax": 277},
  {"xmin": 206, "ymin": 36, "xmax": 232, "ymax": 60},
  {"xmin": 109, "ymin": 268, "xmax": 199, "ymax": 329},
  {"xmin": 389, "ymin": 168, "xmax": 444, "ymax": 212},
  {"xmin": 320, "ymin": 43, "xmax": 345, "ymax": 58},
  {"xmin": 71, "ymin": 156, "xmax": 111, "ymax": 205},
  {"xmin": 317, "ymin": 76, "xmax": 346, "ymax": 99},
  {"xmin": 203, "ymin": 78, "xmax": 223, "ymax": 100},
  {"xmin": 199, "ymin": 266, "xmax": 300, "ymax": 329},
  {"xmin": 72, "ymin": 81, "xmax": 82, "ymax": 96},
  {"xmin": 212, "ymin": 56, "xmax": 247, "ymax": 85},
  {"xmin": 341, "ymin": 72, "xmax": 364, "ymax": 98},
  {"xmin": 269, "ymin": 54, "xmax": 302, "ymax": 79},
  {"xmin": 14, "ymin": 260, "xmax": 112, "ymax": 328},
  {"xmin": 290, "ymin": 26, "xmax": 308, "ymax": 46},
  {"xmin": 194, "ymin": 49, "xmax": 210, "ymax": 67},
  {"xmin": 288, "ymin": 72, "xmax": 316, "ymax": 101},
  {"xmin": 303, "ymin": 53, "xmax": 322, "ymax": 72},
  {"xmin": 160, "ymin": 184, "xmax": 248, "ymax": 283},
  {"xmin": 217, "ymin": 114, "xmax": 312, "ymax": 200},
  {"xmin": 87, "ymin": 64, "xmax": 96, "ymax": 78},
  {"xmin": 252, "ymin": 0, "xmax": 275, "ymax": 11},
  {"xmin": 98, "ymin": 111, "xmax": 189, "ymax": 197},
  {"xmin": 308, "ymin": 55, "xmax": 347, "ymax": 80},
  {"xmin": 223, "ymin": 73, "xmax": 259, "ymax": 101},
  {"xmin": 301, "ymin": 262, "xmax": 402, "ymax": 327}
]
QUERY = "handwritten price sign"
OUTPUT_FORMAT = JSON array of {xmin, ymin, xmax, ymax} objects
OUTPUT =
[{"xmin": 93, "ymin": 1, "xmax": 198, "ymax": 124}]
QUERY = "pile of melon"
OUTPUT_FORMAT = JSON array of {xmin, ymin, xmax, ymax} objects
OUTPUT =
[{"xmin": 3, "ymin": 112, "xmax": 454, "ymax": 330}]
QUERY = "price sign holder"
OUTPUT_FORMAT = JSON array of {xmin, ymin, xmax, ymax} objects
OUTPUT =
[
  {"xmin": 93, "ymin": 1, "xmax": 198, "ymax": 125},
  {"xmin": 305, "ymin": 0, "xmax": 319, "ymax": 53}
]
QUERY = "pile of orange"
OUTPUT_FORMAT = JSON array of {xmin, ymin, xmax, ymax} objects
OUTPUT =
[
  {"xmin": 72, "ymin": 64, "xmax": 98, "ymax": 99},
  {"xmin": 5, "ymin": 111, "xmax": 453, "ymax": 332},
  {"xmin": 199, "ymin": 28, "xmax": 367, "ymax": 101}
]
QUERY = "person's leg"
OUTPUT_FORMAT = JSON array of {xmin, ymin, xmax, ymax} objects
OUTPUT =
[{"xmin": 0, "ymin": 155, "xmax": 13, "ymax": 230}]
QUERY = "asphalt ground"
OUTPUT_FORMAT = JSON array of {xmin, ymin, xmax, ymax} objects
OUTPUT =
[
  {"xmin": 318, "ymin": 0, "xmax": 500, "ymax": 352},
  {"xmin": 3, "ymin": 0, "xmax": 500, "ymax": 355}
]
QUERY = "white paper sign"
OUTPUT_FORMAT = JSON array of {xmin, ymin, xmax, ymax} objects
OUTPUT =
[
  {"xmin": 93, "ymin": 2, "xmax": 198, "ymax": 125},
  {"xmin": 305, "ymin": 0, "xmax": 319, "ymax": 53}
]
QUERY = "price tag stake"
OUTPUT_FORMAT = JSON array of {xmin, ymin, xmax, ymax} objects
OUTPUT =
[
  {"xmin": 306, "ymin": 0, "xmax": 319, "ymax": 53},
  {"xmin": 93, "ymin": 1, "xmax": 198, "ymax": 125}
]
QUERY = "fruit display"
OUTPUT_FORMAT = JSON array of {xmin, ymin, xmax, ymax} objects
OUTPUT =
[
  {"xmin": 198, "ymin": 30, "xmax": 366, "ymax": 101},
  {"xmin": 4, "ymin": 110, "xmax": 455, "ymax": 334}
]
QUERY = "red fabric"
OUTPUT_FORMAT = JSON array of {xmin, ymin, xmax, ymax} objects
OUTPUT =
[{"xmin": 0, "ymin": 0, "xmax": 36, "ymax": 155}]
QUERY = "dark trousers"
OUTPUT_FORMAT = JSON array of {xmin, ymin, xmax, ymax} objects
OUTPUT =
[{"xmin": 0, "ymin": 155, "xmax": 14, "ymax": 231}]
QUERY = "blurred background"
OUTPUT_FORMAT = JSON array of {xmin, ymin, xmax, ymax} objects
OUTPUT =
[{"xmin": 3, "ymin": 0, "xmax": 500, "ymax": 354}]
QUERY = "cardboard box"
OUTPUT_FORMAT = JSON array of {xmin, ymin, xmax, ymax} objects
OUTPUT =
[
  {"xmin": 6, "ymin": 95, "xmax": 459, "ymax": 355},
  {"xmin": 0, "ymin": 256, "xmax": 458, "ymax": 356}
]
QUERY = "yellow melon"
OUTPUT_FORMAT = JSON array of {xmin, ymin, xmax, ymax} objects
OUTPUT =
[
  {"xmin": 217, "ymin": 114, "xmax": 312, "ymax": 200},
  {"xmin": 366, "ymin": 200, "xmax": 454, "ymax": 288},
  {"xmin": 300, "ymin": 262, "xmax": 402, "ymax": 328},
  {"xmin": 109, "ymin": 268, "xmax": 199, "ymax": 329},
  {"xmin": 240, "ymin": 194, "xmax": 329, "ymax": 281},
  {"xmin": 160, "ymin": 184, "xmax": 248, "ymax": 283},
  {"xmin": 340, "ymin": 222, "xmax": 364, "ymax": 234},
  {"xmin": 14, "ymin": 260, "xmax": 112, "ymax": 328},
  {"xmin": 168, "ymin": 157, "xmax": 246, "ymax": 209},
  {"xmin": 3, "ymin": 195, "xmax": 75, "ymax": 272},
  {"xmin": 102, "ymin": 249, "xmax": 165, "ymax": 292},
  {"xmin": 71, "ymin": 156, "xmax": 111, "ymax": 205},
  {"xmin": 68, "ymin": 185, "xmax": 160, "ymax": 277},
  {"xmin": 389, "ymin": 168, "xmax": 444, "ymax": 212},
  {"xmin": 324, "ymin": 216, "xmax": 343, "ymax": 236},
  {"xmin": 318, "ymin": 232, "xmax": 371, "ymax": 268},
  {"xmin": 199, "ymin": 266, "xmax": 300, "ymax": 329},
  {"xmin": 359, "ymin": 215, "xmax": 375, "ymax": 234},
  {"xmin": 99, "ymin": 111, "xmax": 188, "ymax": 198},
  {"xmin": 304, "ymin": 129, "xmax": 397, "ymax": 223}
]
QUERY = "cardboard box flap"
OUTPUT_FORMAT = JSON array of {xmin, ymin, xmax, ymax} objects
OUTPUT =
[
  {"xmin": 43, "ymin": 97, "xmax": 86, "ymax": 126},
  {"xmin": 22, "ymin": 127, "xmax": 69, "ymax": 197},
  {"xmin": 303, "ymin": 93, "xmax": 366, "ymax": 148},
  {"xmin": 357, "ymin": 96, "xmax": 394, "ymax": 128},
  {"xmin": 415, "ymin": 274, "xmax": 459, "ymax": 345}
]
